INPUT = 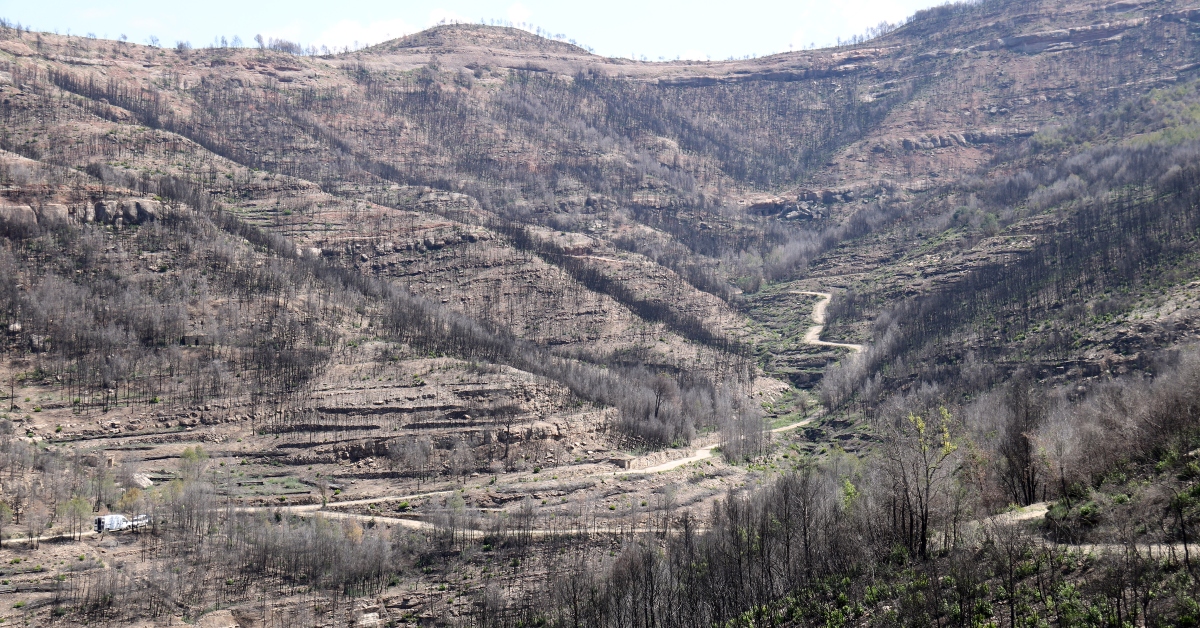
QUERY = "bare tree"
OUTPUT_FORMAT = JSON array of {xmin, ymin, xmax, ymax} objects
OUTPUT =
[
  {"xmin": 58, "ymin": 496, "xmax": 90, "ymax": 541},
  {"xmin": 404, "ymin": 437, "xmax": 432, "ymax": 490},
  {"xmin": 882, "ymin": 407, "xmax": 961, "ymax": 559},
  {"xmin": 24, "ymin": 499, "xmax": 47, "ymax": 549},
  {"xmin": 179, "ymin": 446, "xmax": 209, "ymax": 482},
  {"xmin": 719, "ymin": 406, "xmax": 766, "ymax": 463},
  {"xmin": 651, "ymin": 374, "xmax": 679, "ymax": 420},
  {"xmin": 0, "ymin": 501, "xmax": 11, "ymax": 547},
  {"xmin": 313, "ymin": 477, "xmax": 330, "ymax": 507},
  {"xmin": 450, "ymin": 439, "xmax": 475, "ymax": 483},
  {"xmin": 997, "ymin": 375, "xmax": 1046, "ymax": 506}
]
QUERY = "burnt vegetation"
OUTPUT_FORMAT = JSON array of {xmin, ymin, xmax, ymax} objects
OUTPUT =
[{"xmin": 6, "ymin": 0, "xmax": 1200, "ymax": 624}]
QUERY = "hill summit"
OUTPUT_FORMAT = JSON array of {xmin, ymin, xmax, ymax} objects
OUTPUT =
[{"xmin": 372, "ymin": 23, "xmax": 594, "ymax": 56}]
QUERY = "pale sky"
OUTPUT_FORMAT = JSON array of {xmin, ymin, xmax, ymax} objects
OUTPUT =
[{"xmin": 0, "ymin": 0, "xmax": 947, "ymax": 61}]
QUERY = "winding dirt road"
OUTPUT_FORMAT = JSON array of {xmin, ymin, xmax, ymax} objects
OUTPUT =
[
  {"xmin": 564, "ymin": 290, "xmax": 848, "ymax": 476},
  {"xmin": 792, "ymin": 291, "xmax": 865, "ymax": 353},
  {"xmin": 622, "ymin": 417, "xmax": 818, "ymax": 474}
]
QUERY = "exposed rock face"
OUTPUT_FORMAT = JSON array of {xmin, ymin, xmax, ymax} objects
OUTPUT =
[
  {"xmin": 981, "ymin": 18, "xmax": 1149, "ymax": 53},
  {"xmin": 37, "ymin": 203, "xmax": 71, "ymax": 226},
  {"xmin": 0, "ymin": 203, "xmax": 37, "ymax": 228},
  {"xmin": 120, "ymin": 200, "xmax": 138, "ymax": 223},
  {"xmin": 93, "ymin": 201, "xmax": 112, "ymax": 223},
  {"xmin": 93, "ymin": 198, "xmax": 162, "ymax": 225},
  {"xmin": 1, "ymin": 201, "xmax": 160, "ymax": 227},
  {"xmin": 135, "ymin": 199, "xmax": 162, "ymax": 223}
]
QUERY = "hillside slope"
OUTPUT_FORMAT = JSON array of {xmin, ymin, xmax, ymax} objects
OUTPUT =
[{"xmin": 5, "ymin": 0, "xmax": 1200, "ymax": 625}]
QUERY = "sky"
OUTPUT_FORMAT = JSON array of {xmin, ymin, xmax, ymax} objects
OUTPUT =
[{"xmin": 0, "ymin": 0, "xmax": 948, "ymax": 61}]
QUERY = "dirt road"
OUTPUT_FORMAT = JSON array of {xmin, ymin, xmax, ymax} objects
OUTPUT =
[{"xmin": 792, "ymin": 291, "xmax": 865, "ymax": 353}]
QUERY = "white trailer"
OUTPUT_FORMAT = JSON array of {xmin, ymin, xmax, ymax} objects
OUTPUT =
[{"xmin": 93, "ymin": 514, "xmax": 149, "ymax": 533}]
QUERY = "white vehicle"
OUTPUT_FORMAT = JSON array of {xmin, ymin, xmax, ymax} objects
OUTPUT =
[{"xmin": 93, "ymin": 514, "xmax": 149, "ymax": 533}]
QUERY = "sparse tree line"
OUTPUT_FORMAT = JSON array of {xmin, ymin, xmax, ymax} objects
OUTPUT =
[{"xmin": 494, "ymin": 221, "xmax": 749, "ymax": 355}]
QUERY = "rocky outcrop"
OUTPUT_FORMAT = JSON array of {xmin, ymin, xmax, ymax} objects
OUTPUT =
[
  {"xmin": 0, "ymin": 203, "xmax": 38, "ymax": 228},
  {"xmin": 1161, "ymin": 8, "xmax": 1200, "ymax": 22},
  {"xmin": 93, "ymin": 198, "xmax": 162, "ymax": 225},
  {"xmin": 2, "ymin": 199, "xmax": 167, "ymax": 228},
  {"xmin": 137, "ymin": 199, "xmax": 162, "ymax": 222},
  {"xmin": 903, "ymin": 134, "xmax": 971, "ymax": 150},
  {"xmin": 0, "ymin": 40, "xmax": 34, "ymax": 57},
  {"xmin": 748, "ymin": 199, "xmax": 799, "ymax": 215},
  {"xmin": 94, "ymin": 200, "xmax": 113, "ymax": 223},
  {"xmin": 37, "ymin": 203, "xmax": 71, "ymax": 227},
  {"xmin": 75, "ymin": 202, "xmax": 96, "ymax": 223},
  {"xmin": 1104, "ymin": 1, "xmax": 1148, "ymax": 11},
  {"xmin": 981, "ymin": 18, "xmax": 1148, "ymax": 53},
  {"xmin": 875, "ymin": 128, "xmax": 1037, "ymax": 153},
  {"xmin": 656, "ymin": 64, "xmax": 866, "ymax": 87}
]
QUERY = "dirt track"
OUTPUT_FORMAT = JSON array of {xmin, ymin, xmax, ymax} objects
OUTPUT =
[
  {"xmin": 620, "ymin": 415, "xmax": 819, "ymax": 474},
  {"xmin": 793, "ymin": 291, "xmax": 865, "ymax": 353}
]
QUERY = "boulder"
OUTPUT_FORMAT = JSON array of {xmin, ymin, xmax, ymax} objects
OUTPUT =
[
  {"xmin": 526, "ymin": 421, "xmax": 561, "ymax": 440},
  {"xmin": 29, "ymin": 334, "xmax": 49, "ymax": 352},
  {"xmin": 75, "ymin": 203, "xmax": 95, "ymax": 223},
  {"xmin": 37, "ymin": 203, "xmax": 71, "ymax": 226},
  {"xmin": 0, "ymin": 204, "xmax": 37, "ymax": 228},
  {"xmin": 120, "ymin": 200, "xmax": 138, "ymax": 223},
  {"xmin": 94, "ymin": 201, "xmax": 112, "ymax": 223},
  {"xmin": 134, "ymin": 199, "xmax": 161, "ymax": 223}
]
